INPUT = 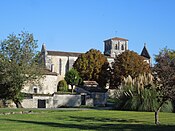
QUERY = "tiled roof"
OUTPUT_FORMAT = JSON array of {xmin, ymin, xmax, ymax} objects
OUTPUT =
[
  {"xmin": 104, "ymin": 37, "xmax": 128, "ymax": 41},
  {"xmin": 141, "ymin": 45, "xmax": 151, "ymax": 59},
  {"xmin": 47, "ymin": 50, "xmax": 83, "ymax": 57}
]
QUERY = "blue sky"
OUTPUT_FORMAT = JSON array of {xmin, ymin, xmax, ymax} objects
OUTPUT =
[{"xmin": 0, "ymin": 0, "xmax": 175, "ymax": 62}]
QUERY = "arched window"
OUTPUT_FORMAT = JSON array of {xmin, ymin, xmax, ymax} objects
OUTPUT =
[
  {"xmin": 33, "ymin": 86, "xmax": 38, "ymax": 94},
  {"xmin": 115, "ymin": 44, "xmax": 118, "ymax": 50},
  {"xmin": 59, "ymin": 59, "xmax": 62, "ymax": 75},
  {"xmin": 121, "ymin": 44, "xmax": 124, "ymax": 50}
]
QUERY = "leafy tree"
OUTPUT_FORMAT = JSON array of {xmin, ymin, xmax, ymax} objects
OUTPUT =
[
  {"xmin": 0, "ymin": 31, "xmax": 43, "ymax": 108},
  {"xmin": 153, "ymin": 48, "xmax": 175, "ymax": 125},
  {"xmin": 64, "ymin": 68, "xmax": 81, "ymax": 94},
  {"xmin": 73, "ymin": 49, "xmax": 109, "ymax": 87},
  {"xmin": 111, "ymin": 50, "xmax": 150, "ymax": 88},
  {"xmin": 98, "ymin": 62, "xmax": 111, "ymax": 88},
  {"xmin": 57, "ymin": 80, "xmax": 68, "ymax": 92}
]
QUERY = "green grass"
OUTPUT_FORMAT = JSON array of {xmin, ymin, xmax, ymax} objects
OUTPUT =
[{"xmin": 0, "ymin": 109, "xmax": 175, "ymax": 131}]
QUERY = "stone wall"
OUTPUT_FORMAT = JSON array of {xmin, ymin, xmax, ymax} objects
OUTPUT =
[
  {"xmin": 91, "ymin": 92, "xmax": 107, "ymax": 106},
  {"xmin": 22, "ymin": 99, "xmax": 37, "ymax": 108},
  {"xmin": 53, "ymin": 94, "xmax": 81, "ymax": 107},
  {"xmin": 21, "ymin": 94, "xmax": 81, "ymax": 108},
  {"xmin": 45, "ymin": 55, "xmax": 78, "ymax": 81},
  {"xmin": 22, "ymin": 74, "xmax": 58, "ymax": 94}
]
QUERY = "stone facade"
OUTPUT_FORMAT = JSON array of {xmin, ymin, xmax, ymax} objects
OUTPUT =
[
  {"xmin": 22, "ymin": 74, "xmax": 58, "ymax": 95},
  {"xmin": 40, "ymin": 37, "xmax": 129, "ymax": 82},
  {"xmin": 104, "ymin": 37, "xmax": 128, "ymax": 57},
  {"xmin": 40, "ymin": 44, "xmax": 82, "ymax": 81},
  {"xmin": 21, "ymin": 94, "xmax": 81, "ymax": 108}
]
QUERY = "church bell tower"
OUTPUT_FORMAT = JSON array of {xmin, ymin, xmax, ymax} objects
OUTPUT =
[{"xmin": 104, "ymin": 37, "xmax": 128, "ymax": 58}]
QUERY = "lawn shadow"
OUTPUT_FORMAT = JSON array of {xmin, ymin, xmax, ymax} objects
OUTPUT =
[
  {"xmin": 2, "ymin": 118, "xmax": 175, "ymax": 131},
  {"xmin": 68, "ymin": 116, "xmax": 143, "ymax": 123}
]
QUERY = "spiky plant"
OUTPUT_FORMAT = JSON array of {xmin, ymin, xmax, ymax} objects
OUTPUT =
[{"xmin": 116, "ymin": 74, "xmax": 173, "ymax": 112}]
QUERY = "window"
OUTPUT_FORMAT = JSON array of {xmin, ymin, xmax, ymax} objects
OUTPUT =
[
  {"xmin": 59, "ymin": 59, "xmax": 62, "ymax": 75},
  {"xmin": 51, "ymin": 64, "xmax": 54, "ymax": 72},
  {"xmin": 115, "ymin": 44, "xmax": 118, "ymax": 50},
  {"xmin": 121, "ymin": 44, "xmax": 124, "ymax": 50},
  {"xmin": 34, "ymin": 88, "xmax": 37, "ymax": 94}
]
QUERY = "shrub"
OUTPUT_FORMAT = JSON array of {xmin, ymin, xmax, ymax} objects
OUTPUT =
[
  {"xmin": 0, "ymin": 100, "xmax": 5, "ymax": 108},
  {"xmin": 115, "ymin": 74, "xmax": 173, "ymax": 112},
  {"xmin": 57, "ymin": 80, "xmax": 68, "ymax": 92}
]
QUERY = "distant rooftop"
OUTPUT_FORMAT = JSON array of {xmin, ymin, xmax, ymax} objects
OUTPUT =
[
  {"xmin": 47, "ymin": 50, "xmax": 83, "ymax": 57},
  {"xmin": 104, "ymin": 37, "xmax": 128, "ymax": 42},
  {"xmin": 140, "ymin": 44, "xmax": 151, "ymax": 59}
]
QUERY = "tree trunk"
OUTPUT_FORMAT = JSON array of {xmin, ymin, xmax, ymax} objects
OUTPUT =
[
  {"xmin": 155, "ymin": 102, "xmax": 164, "ymax": 125},
  {"xmin": 71, "ymin": 85, "xmax": 74, "ymax": 94},
  {"xmin": 13, "ymin": 99, "xmax": 23, "ymax": 108},
  {"xmin": 155, "ymin": 110, "xmax": 160, "ymax": 125}
]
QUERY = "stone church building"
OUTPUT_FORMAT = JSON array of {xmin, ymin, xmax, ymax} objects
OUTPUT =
[
  {"xmin": 40, "ymin": 37, "xmax": 150, "ymax": 82},
  {"xmin": 21, "ymin": 37, "xmax": 151, "ymax": 108}
]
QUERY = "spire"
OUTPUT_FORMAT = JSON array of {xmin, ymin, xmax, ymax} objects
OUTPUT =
[
  {"xmin": 141, "ymin": 43, "xmax": 151, "ymax": 59},
  {"xmin": 41, "ymin": 43, "xmax": 46, "ymax": 53}
]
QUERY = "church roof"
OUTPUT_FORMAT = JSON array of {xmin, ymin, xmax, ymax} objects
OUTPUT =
[
  {"xmin": 104, "ymin": 37, "xmax": 128, "ymax": 42},
  {"xmin": 47, "ymin": 50, "xmax": 82, "ymax": 57},
  {"xmin": 140, "ymin": 44, "xmax": 151, "ymax": 59}
]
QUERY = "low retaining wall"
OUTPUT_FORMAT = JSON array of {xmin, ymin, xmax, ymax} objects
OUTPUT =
[
  {"xmin": 53, "ymin": 94, "xmax": 81, "ymax": 108},
  {"xmin": 21, "ymin": 94, "xmax": 81, "ymax": 108}
]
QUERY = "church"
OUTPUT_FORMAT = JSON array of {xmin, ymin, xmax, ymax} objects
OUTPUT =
[
  {"xmin": 40, "ymin": 37, "xmax": 151, "ymax": 82},
  {"xmin": 21, "ymin": 37, "xmax": 151, "ymax": 108}
]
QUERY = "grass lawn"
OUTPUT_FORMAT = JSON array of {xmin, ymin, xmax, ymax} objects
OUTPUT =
[{"xmin": 0, "ymin": 109, "xmax": 175, "ymax": 131}]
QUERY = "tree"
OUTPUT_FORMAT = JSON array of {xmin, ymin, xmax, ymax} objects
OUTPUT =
[
  {"xmin": 98, "ymin": 62, "xmax": 111, "ymax": 88},
  {"xmin": 111, "ymin": 50, "xmax": 150, "ymax": 88},
  {"xmin": 73, "ymin": 49, "xmax": 109, "ymax": 87},
  {"xmin": 0, "ymin": 31, "xmax": 43, "ymax": 108},
  {"xmin": 57, "ymin": 80, "xmax": 68, "ymax": 92},
  {"xmin": 153, "ymin": 48, "xmax": 175, "ymax": 125},
  {"xmin": 64, "ymin": 68, "xmax": 81, "ymax": 94}
]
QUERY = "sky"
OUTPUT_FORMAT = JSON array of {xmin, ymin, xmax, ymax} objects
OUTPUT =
[{"xmin": 0, "ymin": 0, "xmax": 175, "ymax": 63}]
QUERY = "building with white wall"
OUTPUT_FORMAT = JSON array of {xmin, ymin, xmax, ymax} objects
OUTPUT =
[{"xmin": 21, "ymin": 37, "xmax": 151, "ymax": 108}]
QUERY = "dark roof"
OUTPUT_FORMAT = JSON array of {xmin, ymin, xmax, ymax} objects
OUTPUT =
[
  {"xmin": 83, "ymin": 81, "xmax": 98, "ymax": 86},
  {"xmin": 81, "ymin": 86, "xmax": 108, "ymax": 93},
  {"xmin": 140, "ymin": 45, "xmax": 151, "ymax": 59},
  {"xmin": 104, "ymin": 37, "xmax": 128, "ymax": 42},
  {"xmin": 47, "ymin": 50, "xmax": 83, "ymax": 57}
]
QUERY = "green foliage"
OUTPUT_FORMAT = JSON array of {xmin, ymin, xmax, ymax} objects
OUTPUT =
[
  {"xmin": 153, "ymin": 48, "xmax": 175, "ymax": 124},
  {"xmin": 65, "ymin": 68, "xmax": 80, "ymax": 86},
  {"xmin": 73, "ymin": 49, "xmax": 109, "ymax": 87},
  {"xmin": 98, "ymin": 62, "xmax": 111, "ymax": 88},
  {"xmin": 153, "ymin": 48, "xmax": 175, "ymax": 102},
  {"xmin": 65, "ymin": 68, "xmax": 81, "ymax": 93},
  {"xmin": 57, "ymin": 80, "xmax": 68, "ymax": 92},
  {"xmin": 111, "ymin": 50, "xmax": 150, "ymax": 88},
  {"xmin": 116, "ymin": 85, "xmax": 155, "ymax": 111},
  {"xmin": 116, "ymin": 74, "xmax": 173, "ymax": 112},
  {"xmin": 161, "ymin": 101, "xmax": 174, "ymax": 112},
  {"xmin": 0, "ymin": 31, "xmax": 43, "ymax": 107},
  {"xmin": 0, "ymin": 100, "xmax": 5, "ymax": 108}
]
